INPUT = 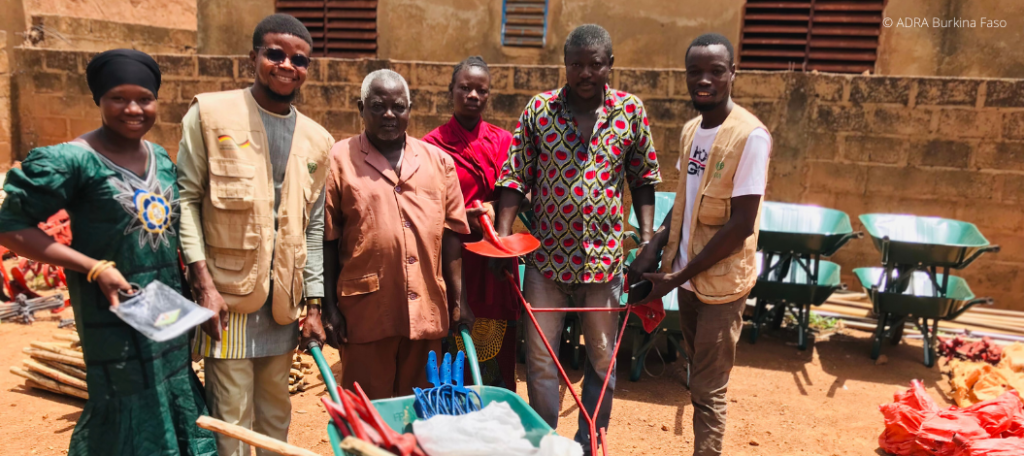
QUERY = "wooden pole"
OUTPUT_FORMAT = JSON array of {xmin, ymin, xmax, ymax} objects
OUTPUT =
[
  {"xmin": 340, "ymin": 437, "xmax": 399, "ymax": 456},
  {"xmin": 39, "ymin": 359, "xmax": 87, "ymax": 380},
  {"xmin": 10, "ymin": 367, "xmax": 88, "ymax": 399},
  {"xmin": 31, "ymin": 342, "xmax": 84, "ymax": 358},
  {"xmin": 195, "ymin": 416, "xmax": 322, "ymax": 456},
  {"xmin": 53, "ymin": 333, "xmax": 80, "ymax": 343},
  {"xmin": 23, "ymin": 359, "xmax": 88, "ymax": 390},
  {"xmin": 23, "ymin": 347, "xmax": 87, "ymax": 369}
]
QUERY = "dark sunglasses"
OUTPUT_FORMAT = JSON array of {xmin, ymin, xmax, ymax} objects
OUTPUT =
[{"xmin": 260, "ymin": 47, "xmax": 311, "ymax": 69}]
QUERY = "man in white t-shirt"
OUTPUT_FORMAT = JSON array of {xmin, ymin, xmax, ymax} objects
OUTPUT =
[{"xmin": 628, "ymin": 33, "xmax": 771, "ymax": 456}]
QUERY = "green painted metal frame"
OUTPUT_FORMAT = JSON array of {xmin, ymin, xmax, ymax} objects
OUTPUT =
[
  {"xmin": 312, "ymin": 326, "xmax": 554, "ymax": 456},
  {"xmin": 620, "ymin": 248, "xmax": 690, "ymax": 384},
  {"xmin": 854, "ymin": 267, "xmax": 992, "ymax": 367},
  {"xmin": 857, "ymin": 214, "xmax": 999, "ymax": 367},
  {"xmin": 749, "ymin": 202, "xmax": 860, "ymax": 350}
]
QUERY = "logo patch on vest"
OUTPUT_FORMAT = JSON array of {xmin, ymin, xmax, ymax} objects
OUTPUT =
[
  {"xmin": 217, "ymin": 135, "xmax": 251, "ymax": 151},
  {"xmin": 713, "ymin": 160, "xmax": 724, "ymax": 179},
  {"xmin": 307, "ymin": 162, "xmax": 317, "ymax": 174}
]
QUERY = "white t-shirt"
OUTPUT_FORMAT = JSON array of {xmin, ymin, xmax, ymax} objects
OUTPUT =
[{"xmin": 671, "ymin": 125, "xmax": 771, "ymax": 290}]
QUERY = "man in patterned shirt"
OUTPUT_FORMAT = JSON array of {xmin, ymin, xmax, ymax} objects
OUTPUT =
[{"xmin": 493, "ymin": 24, "xmax": 661, "ymax": 453}]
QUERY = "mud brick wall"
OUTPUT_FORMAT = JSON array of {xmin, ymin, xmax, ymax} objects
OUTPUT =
[
  {"xmin": 0, "ymin": 31, "xmax": 10, "ymax": 169},
  {"xmin": 9, "ymin": 48, "xmax": 1024, "ymax": 309},
  {"xmin": 27, "ymin": 16, "xmax": 197, "ymax": 55}
]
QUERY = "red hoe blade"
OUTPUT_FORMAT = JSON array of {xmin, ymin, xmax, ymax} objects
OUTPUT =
[{"xmin": 462, "ymin": 201, "xmax": 540, "ymax": 258}]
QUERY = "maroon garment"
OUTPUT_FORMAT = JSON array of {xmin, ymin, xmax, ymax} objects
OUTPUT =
[{"xmin": 423, "ymin": 117, "xmax": 521, "ymax": 321}]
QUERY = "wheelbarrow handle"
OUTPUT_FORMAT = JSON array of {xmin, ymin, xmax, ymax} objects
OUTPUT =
[
  {"xmin": 956, "ymin": 245, "xmax": 1001, "ymax": 270},
  {"xmin": 307, "ymin": 341, "xmax": 341, "ymax": 405},
  {"xmin": 950, "ymin": 297, "xmax": 994, "ymax": 319},
  {"xmin": 458, "ymin": 324, "xmax": 483, "ymax": 387},
  {"xmin": 824, "ymin": 231, "xmax": 864, "ymax": 257}
]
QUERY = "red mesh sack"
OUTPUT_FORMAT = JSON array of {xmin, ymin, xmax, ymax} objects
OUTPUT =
[
  {"xmin": 879, "ymin": 380, "xmax": 943, "ymax": 455},
  {"xmin": 951, "ymin": 437, "xmax": 1024, "ymax": 456},
  {"xmin": 962, "ymin": 391, "xmax": 1024, "ymax": 438},
  {"xmin": 916, "ymin": 410, "xmax": 990, "ymax": 456}
]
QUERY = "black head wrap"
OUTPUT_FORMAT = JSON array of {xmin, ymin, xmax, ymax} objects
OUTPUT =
[{"xmin": 85, "ymin": 49, "xmax": 162, "ymax": 105}]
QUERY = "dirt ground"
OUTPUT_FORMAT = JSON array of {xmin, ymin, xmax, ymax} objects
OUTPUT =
[{"xmin": 0, "ymin": 309, "xmax": 948, "ymax": 456}]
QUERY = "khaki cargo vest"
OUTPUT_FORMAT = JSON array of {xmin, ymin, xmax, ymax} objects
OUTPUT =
[
  {"xmin": 192, "ymin": 89, "xmax": 332, "ymax": 324},
  {"xmin": 660, "ymin": 105, "xmax": 770, "ymax": 304}
]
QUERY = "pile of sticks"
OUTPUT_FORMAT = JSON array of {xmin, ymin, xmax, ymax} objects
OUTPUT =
[
  {"xmin": 289, "ymin": 351, "xmax": 313, "ymax": 394},
  {"xmin": 9, "ymin": 331, "xmax": 88, "ymax": 400},
  {"xmin": 191, "ymin": 351, "xmax": 313, "ymax": 394},
  {"xmin": 815, "ymin": 292, "xmax": 1024, "ymax": 342}
]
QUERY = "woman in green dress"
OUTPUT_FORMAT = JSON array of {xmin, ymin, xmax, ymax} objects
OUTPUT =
[{"xmin": 0, "ymin": 49, "xmax": 217, "ymax": 456}]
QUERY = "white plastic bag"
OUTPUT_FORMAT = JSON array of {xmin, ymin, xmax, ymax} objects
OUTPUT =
[
  {"xmin": 537, "ymin": 434, "xmax": 584, "ymax": 456},
  {"xmin": 413, "ymin": 401, "xmax": 538, "ymax": 456},
  {"xmin": 110, "ymin": 280, "xmax": 214, "ymax": 342},
  {"xmin": 412, "ymin": 401, "xmax": 584, "ymax": 456}
]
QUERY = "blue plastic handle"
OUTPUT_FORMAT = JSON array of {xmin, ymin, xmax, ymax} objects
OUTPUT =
[
  {"xmin": 453, "ymin": 351, "xmax": 465, "ymax": 387},
  {"xmin": 440, "ymin": 352, "xmax": 452, "ymax": 385},
  {"xmin": 426, "ymin": 351, "xmax": 439, "ymax": 387}
]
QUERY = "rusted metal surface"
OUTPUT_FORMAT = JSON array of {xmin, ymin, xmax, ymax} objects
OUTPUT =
[
  {"xmin": 739, "ymin": 0, "xmax": 884, "ymax": 74},
  {"xmin": 276, "ymin": 0, "xmax": 377, "ymax": 58}
]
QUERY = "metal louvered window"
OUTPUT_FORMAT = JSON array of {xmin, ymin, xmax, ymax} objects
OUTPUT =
[
  {"xmin": 502, "ymin": 0, "xmax": 548, "ymax": 47},
  {"xmin": 739, "ymin": 0, "xmax": 885, "ymax": 73},
  {"xmin": 276, "ymin": 0, "xmax": 378, "ymax": 58}
]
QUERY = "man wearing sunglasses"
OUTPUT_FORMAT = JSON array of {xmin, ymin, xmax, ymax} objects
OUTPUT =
[{"xmin": 175, "ymin": 13, "xmax": 333, "ymax": 456}]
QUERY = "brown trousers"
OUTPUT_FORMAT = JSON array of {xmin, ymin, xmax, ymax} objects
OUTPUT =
[
  {"xmin": 677, "ymin": 288, "xmax": 748, "ymax": 456},
  {"xmin": 340, "ymin": 336, "xmax": 442, "ymax": 400}
]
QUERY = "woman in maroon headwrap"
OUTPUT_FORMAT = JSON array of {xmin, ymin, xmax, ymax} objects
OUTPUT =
[{"xmin": 423, "ymin": 56, "xmax": 520, "ymax": 391}]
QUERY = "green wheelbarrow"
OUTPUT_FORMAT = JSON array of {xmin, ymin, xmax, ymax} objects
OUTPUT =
[
  {"xmin": 859, "ymin": 214, "xmax": 1000, "ymax": 270},
  {"xmin": 858, "ymin": 214, "xmax": 999, "ymax": 366},
  {"xmin": 749, "ymin": 202, "xmax": 860, "ymax": 349},
  {"xmin": 749, "ymin": 256, "xmax": 846, "ymax": 349},
  {"xmin": 309, "ymin": 325, "xmax": 556, "ymax": 456},
  {"xmin": 854, "ymin": 268, "xmax": 993, "ymax": 367}
]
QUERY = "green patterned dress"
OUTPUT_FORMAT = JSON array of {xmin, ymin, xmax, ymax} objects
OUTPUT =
[{"xmin": 0, "ymin": 141, "xmax": 217, "ymax": 456}]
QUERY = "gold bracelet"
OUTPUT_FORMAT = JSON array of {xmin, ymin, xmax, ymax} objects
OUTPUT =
[
  {"xmin": 306, "ymin": 298, "xmax": 322, "ymax": 307},
  {"xmin": 88, "ymin": 261, "xmax": 115, "ymax": 283},
  {"xmin": 86, "ymin": 261, "xmax": 107, "ymax": 282}
]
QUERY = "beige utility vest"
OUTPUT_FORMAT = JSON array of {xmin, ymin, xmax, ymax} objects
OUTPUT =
[
  {"xmin": 192, "ymin": 89, "xmax": 332, "ymax": 324},
  {"xmin": 660, "ymin": 106, "xmax": 770, "ymax": 304}
]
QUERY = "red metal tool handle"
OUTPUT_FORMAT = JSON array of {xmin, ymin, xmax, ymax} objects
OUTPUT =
[{"xmin": 467, "ymin": 200, "xmax": 512, "ymax": 253}]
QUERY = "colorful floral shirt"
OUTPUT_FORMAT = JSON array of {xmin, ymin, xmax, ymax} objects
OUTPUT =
[{"xmin": 496, "ymin": 85, "xmax": 661, "ymax": 284}]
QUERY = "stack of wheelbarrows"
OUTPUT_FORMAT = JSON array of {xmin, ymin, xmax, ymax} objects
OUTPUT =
[
  {"xmin": 304, "ymin": 198, "xmax": 1000, "ymax": 455},
  {"xmin": 622, "ymin": 197, "xmax": 1001, "ymax": 381}
]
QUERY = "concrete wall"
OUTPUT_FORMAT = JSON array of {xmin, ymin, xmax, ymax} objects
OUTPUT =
[
  {"xmin": 23, "ymin": 0, "xmax": 197, "ymax": 30},
  {"xmin": 877, "ymin": 0, "xmax": 1024, "ymax": 78},
  {"xmin": 0, "ymin": 0, "xmax": 27, "ymax": 51},
  {"xmin": 0, "ymin": 32, "xmax": 10, "ymax": 169},
  {"xmin": 197, "ymin": 0, "xmax": 274, "ymax": 55},
  {"xmin": 378, "ymin": 0, "xmax": 745, "ymax": 68},
  {"xmin": 28, "ymin": 15, "xmax": 196, "ymax": 54},
  {"xmin": 199, "ymin": 0, "xmax": 742, "ymax": 68},
  {"xmin": 10, "ymin": 48, "xmax": 1024, "ymax": 309}
]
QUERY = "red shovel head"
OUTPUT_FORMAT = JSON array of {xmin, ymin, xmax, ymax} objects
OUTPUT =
[{"xmin": 464, "ymin": 233, "xmax": 541, "ymax": 258}]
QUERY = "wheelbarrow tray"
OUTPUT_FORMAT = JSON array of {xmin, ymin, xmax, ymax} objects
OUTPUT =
[
  {"xmin": 627, "ymin": 191, "xmax": 676, "ymax": 231},
  {"xmin": 751, "ymin": 259, "xmax": 843, "ymax": 306},
  {"xmin": 858, "ymin": 214, "xmax": 992, "ymax": 267},
  {"xmin": 326, "ymin": 385, "xmax": 555, "ymax": 455},
  {"xmin": 758, "ymin": 202, "xmax": 856, "ymax": 256},
  {"xmin": 853, "ymin": 267, "xmax": 977, "ymax": 319}
]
